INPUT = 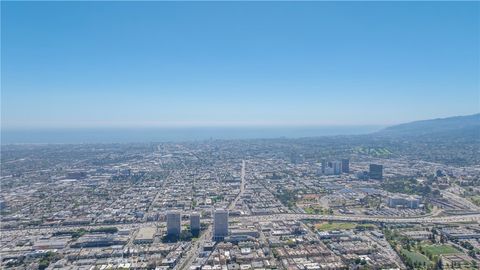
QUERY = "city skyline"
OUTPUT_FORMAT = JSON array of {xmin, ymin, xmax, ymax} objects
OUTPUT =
[
  {"xmin": 2, "ymin": 1, "xmax": 479, "ymax": 129},
  {"xmin": 1, "ymin": 2, "xmax": 480, "ymax": 269}
]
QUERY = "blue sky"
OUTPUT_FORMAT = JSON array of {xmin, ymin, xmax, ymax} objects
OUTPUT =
[{"xmin": 2, "ymin": 1, "xmax": 479, "ymax": 129}]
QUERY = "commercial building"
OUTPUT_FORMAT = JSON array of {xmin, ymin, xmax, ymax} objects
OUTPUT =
[
  {"xmin": 33, "ymin": 238, "xmax": 70, "ymax": 250},
  {"xmin": 321, "ymin": 159, "xmax": 327, "ymax": 174},
  {"xmin": 324, "ymin": 166, "xmax": 334, "ymax": 175},
  {"xmin": 70, "ymin": 234, "xmax": 128, "ymax": 248},
  {"xmin": 134, "ymin": 226, "xmax": 156, "ymax": 244},
  {"xmin": 213, "ymin": 209, "xmax": 229, "ymax": 241},
  {"xmin": 387, "ymin": 195, "xmax": 420, "ymax": 209},
  {"xmin": 190, "ymin": 213, "xmax": 201, "ymax": 235},
  {"xmin": 341, "ymin": 159, "xmax": 350, "ymax": 173},
  {"xmin": 230, "ymin": 229, "xmax": 259, "ymax": 238},
  {"xmin": 320, "ymin": 159, "xmax": 342, "ymax": 175},
  {"xmin": 441, "ymin": 228, "xmax": 480, "ymax": 240},
  {"xmin": 440, "ymin": 254, "xmax": 473, "ymax": 269},
  {"xmin": 166, "ymin": 211, "xmax": 181, "ymax": 237},
  {"xmin": 369, "ymin": 164, "xmax": 383, "ymax": 180},
  {"xmin": 332, "ymin": 161, "xmax": 342, "ymax": 175}
]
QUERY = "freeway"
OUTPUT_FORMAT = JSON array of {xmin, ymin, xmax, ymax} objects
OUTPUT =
[
  {"xmin": 2, "ymin": 212, "xmax": 480, "ymax": 239},
  {"xmin": 232, "ymin": 212, "xmax": 480, "ymax": 224}
]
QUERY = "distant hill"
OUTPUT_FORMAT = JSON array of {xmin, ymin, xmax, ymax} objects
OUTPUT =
[{"xmin": 377, "ymin": 113, "xmax": 480, "ymax": 139}]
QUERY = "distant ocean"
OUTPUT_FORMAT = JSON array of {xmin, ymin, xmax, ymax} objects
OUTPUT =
[{"xmin": 1, "ymin": 126, "xmax": 384, "ymax": 144}]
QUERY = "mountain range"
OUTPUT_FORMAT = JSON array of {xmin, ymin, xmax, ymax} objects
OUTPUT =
[{"xmin": 377, "ymin": 113, "xmax": 480, "ymax": 140}]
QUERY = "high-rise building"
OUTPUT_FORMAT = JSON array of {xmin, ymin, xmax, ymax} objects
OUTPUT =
[
  {"xmin": 341, "ymin": 159, "xmax": 350, "ymax": 173},
  {"xmin": 166, "ymin": 211, "xmax": 181, "ymax": 237},
  {"xmin": 190, "ymin": 213, "xmax": 200, "ymax": 235},
  {"xmin": 332, "ymin": 161, "xmax": 342, "ymax": 175},
  {"xmin": 324, "ymin": 166, "xmax": 334, "ymax": 175},
  {"xmin": 213, "ymin": 209, "xmax": 229, "ymax": 241},
  {"xmin": 369, "ymin": 164, "xmax": 383, "ymax": 180},
  {"xmin": 321, "ymin": 159, "xmax": 326, "ymax": 174}
]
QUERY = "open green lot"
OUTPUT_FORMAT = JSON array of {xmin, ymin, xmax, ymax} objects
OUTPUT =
[
  {"xmin": 315, "ymin": 222, "xmax": 357, "ymax": 231},
  {"xmin": 401, "ymin": 249, "xmax": 432, "ymax": 267},
  {"xmin": 303, "ymin": 206, "xmax": 329, "ymax": 215},
  {"xmin": 469, "ymin": 195, "xmax": 480, "ymax": 206},
  {"xmin": 353, "ymin": 146, "xmax": 393, "ymax": 157},
  {"xmin": 421, "ymin": 244, "xmax": 460, "ymax": 257}
]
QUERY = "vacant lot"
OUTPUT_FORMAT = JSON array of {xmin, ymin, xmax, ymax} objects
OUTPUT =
[
  {"xmin": 353, "ymin": 146, "xmax": 393, "ymax": 157},
  {"xmin": 469, "ymin": 195, "xmax": 480, "ymax": 206},
  {"xmin": 421, "ymin": 244, "xmax": 460, "ymax": 257},
  {"xmin": 315, "ymin": 222, "xmax": 356, "ymax": 231},
  {"xmin": 401, "ymin": 249, "xmax": 432, "ymax": 266}
]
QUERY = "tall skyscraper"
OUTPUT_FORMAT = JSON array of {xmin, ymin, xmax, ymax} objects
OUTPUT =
[
  {"xmin": 369, "ymin": 164, "xmax": 383, "ymax": 180},
  {"xmin": 166, "ymin": 211, "xmax": 181, "ymax": 237},
  {"xmin": 341, "ymin": 159, "xmax": 350, "ymax": 173},
  {"xmin": 332, "ymin": 161, "xmax": 342, "ymax": 175},
  {"xmin": 190, "ymin": 212, "xmax": 200, "ymax": 235},
  {"xmin": 321, "ymin": 159, "xmax": 326, "ymax": 174},
  {"xmin": 213, "ymin": 209, "xmax": 229, "ymax": 241}
]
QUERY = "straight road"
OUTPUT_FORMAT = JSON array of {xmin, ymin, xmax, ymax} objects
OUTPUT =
[
  {"xmin": 180, "ymin": 160, "xmax": 245, "ymax": 270},
  {"xmin": 228, "ymin": 160, "xmax": 245, "ymax": 211},
  {"xmin": 178, "ymin": 225, "xmax": 212, "ymax": 270}
]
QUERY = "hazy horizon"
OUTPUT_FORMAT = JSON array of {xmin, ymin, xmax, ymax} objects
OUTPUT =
[
  {"xmin": 4, "ymin": 112, "xmax": 477, "ymax": 144},
  {"xmin": 1, "ymin": 125, "xmax": 385, "ymax": 144}
]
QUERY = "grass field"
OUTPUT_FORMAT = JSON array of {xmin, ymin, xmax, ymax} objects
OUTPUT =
[
  {"xmin": 315, "ymin": 222, "xmax": 357, "ymax": 231},
  {"xmin": 353, "ymin": 146, "xmax": 393, "ymax": 157},
  {"xmin": 401, "ymin": 249, "xmax": 432, "ymax": 266},
  {"xmin": 421, "ymin": 244, "xmax": 460, "ymax": 257},
  {"xmin": 304, "ymin": 206, "xmax": 320, "ymax": 214},
  {"xmin": 469, "ymin": 195, "xmax": 480, "ymax": 206}
]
